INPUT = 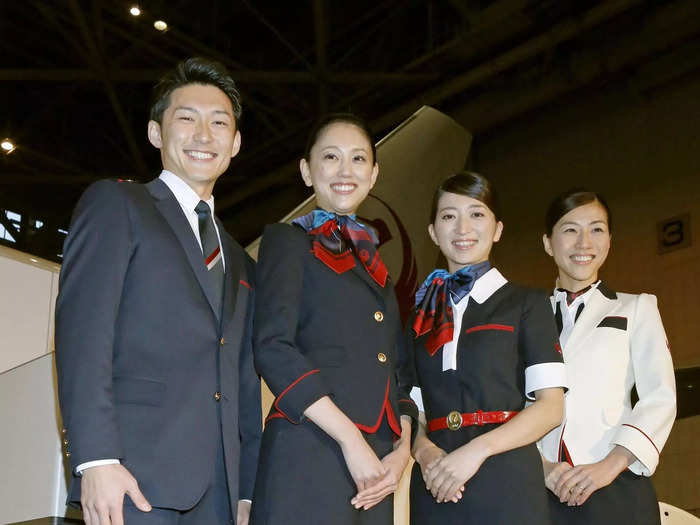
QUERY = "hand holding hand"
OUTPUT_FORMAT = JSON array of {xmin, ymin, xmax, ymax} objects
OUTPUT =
[
  {"xmin": 80, "ymin": 464, "xmax": 151, "ymax": 525},
  {"xmin": 339, "ymin": 431, "xmax": 388, "ymax": 494},
  {"xmin": 351, "ymin": 445, "xmax": 410, "ymax": 510},
  {"xmin": 542, "ymin": 460, "xmax": 573, "ymax": 495},
  {"xmin": 554, "ymin": 446, "xmax": 633, "ymax": 506},
  {"xmin": 424, "ymin": 439, "xmax": 488, "ymax": 503}
]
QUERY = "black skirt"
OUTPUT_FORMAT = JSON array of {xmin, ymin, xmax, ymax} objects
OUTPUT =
[
  {"xmin": 250, "ymin": 418, "xmax": 395, "ymax": 525},
  {"xmin": 410, "ymin": 443, "xmax": 552, "ymax": 525},
  {"xmin": 548, "ymin": 469, "xmax": 660, "ymax": 525}
]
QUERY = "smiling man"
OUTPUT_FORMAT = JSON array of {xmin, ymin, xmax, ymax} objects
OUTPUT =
[{"xmin": 55, "ymin": 58, "xmax": 261, "ymax": 525}]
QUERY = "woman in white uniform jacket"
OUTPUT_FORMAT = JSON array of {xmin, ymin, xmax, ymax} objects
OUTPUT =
[{"xmin": 538, "ymin": 189, "xmax": 676, "ymax": 525}]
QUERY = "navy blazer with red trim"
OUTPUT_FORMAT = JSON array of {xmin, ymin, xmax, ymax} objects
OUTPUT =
[{"xmin": 253, "ymin": 223, "xmax": 416, "ymax": 436}]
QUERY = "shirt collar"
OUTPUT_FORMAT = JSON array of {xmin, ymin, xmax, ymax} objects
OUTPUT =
[
  {"xmin": 469, "ymin": 267, "xmax": 508, "ymax": 304},
  {"xmin": 553, "ymin": 280, "xmax": 600, "ymax": 308},
  {"xmin": 159, "ymin": 170, "xmax": 215, "ymax": 214}
]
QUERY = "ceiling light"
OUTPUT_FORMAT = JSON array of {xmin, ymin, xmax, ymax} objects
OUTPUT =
[
  {"xmin": 154, "ymin": 20, "xmax": 167, "ymax": 31},
  {"xmin": 129, "ymin": 6, "xmax": 141, "ymax": 16},
  {"xmin": 1, "ymin": 139, "xmax": 16, "ymax": 154}
]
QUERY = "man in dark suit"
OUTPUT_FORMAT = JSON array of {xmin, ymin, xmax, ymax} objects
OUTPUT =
[{"xmin": 55, "ymin": 57, "xmax": 261, "ymax": 525}]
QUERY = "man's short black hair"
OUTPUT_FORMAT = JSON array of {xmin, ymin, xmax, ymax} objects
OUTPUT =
[{"xmin": 149, "ymin": 57, "xmax": 242, "ymax": 125}]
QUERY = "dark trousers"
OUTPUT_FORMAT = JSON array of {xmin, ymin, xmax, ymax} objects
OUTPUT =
[{"xmin": 548, "ymin": 470, "xmax": 661, "ymax": 525}]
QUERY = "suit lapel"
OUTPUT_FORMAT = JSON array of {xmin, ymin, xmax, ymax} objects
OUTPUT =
[
  {"xmin": 563, "ymin": 284, "xmax": 617, "ymax": 356},
  {"xmin": 349, "ymin": 262, "xmax": 388, "ymax": 305},
  {"xmin": 147, "ymin": 179, "xmax": 221, "ymax": 320}
]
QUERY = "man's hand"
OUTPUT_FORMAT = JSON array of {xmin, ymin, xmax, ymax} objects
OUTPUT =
[
  {"xmin": 236, "ymin": 500, "xmax": 251, "ymax": 525},
  {"xmin": 80, "ymin": 464, "xmax": 151, "ymax": 525}
]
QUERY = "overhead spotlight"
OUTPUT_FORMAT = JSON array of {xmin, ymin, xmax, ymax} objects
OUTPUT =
[
  {"xmin": 129, "ymin": 6, "xmax": 141, "ymax": 16},
  {"xmin": 1, "ymin": 139, "xmax": 16, "ymax": 154},
  {"xmin": 153, "ymin": 20, "xmax": 168, "ymax": 31}
]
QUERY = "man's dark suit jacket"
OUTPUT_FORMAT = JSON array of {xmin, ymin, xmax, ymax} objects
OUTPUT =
[{"xmin": 55, "ymin": 178, "xmax": 261, "ymax": 513}]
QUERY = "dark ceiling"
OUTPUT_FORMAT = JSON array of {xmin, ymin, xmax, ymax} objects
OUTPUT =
[{"xmin": 2, "ymin": 0, "xmax": 700, "ymax": 262}]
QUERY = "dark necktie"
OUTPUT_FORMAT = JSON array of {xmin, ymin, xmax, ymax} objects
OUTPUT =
[{"xmin": 195, "ymin": 200, "xmax": 224, "ymax": 314}]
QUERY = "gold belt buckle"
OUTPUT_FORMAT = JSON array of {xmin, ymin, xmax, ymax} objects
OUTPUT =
[{"xmin": 446, "ymin": 411, "xmax": 463, "ymax": 431}]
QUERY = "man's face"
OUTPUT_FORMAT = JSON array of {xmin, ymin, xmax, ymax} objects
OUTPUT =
[{"xmin": 148, "ymin": 83, "xmax": 241, "ymax": 197}]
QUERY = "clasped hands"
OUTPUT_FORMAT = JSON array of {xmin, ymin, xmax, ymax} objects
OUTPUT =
[
  {"xmin": 543, "ymin": 446, "xmax": 633, "ymax": 506},
  {"xmin": 415, "ymin": 439, "xmax": 488, "ymax": 504}
]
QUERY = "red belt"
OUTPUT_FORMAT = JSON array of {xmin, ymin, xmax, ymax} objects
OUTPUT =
[{"xmin": 428, "ymin": 410, "xmax": 518, "ymax": 432}]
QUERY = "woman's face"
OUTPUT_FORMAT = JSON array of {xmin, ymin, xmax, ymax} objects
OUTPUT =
[
  {"xmin": 300, "ymin": 122, "xmax": 378, "ymax": 215},
  {"xmin": 543, "ymin": 200, "xmax": 611, "ymax": 291},
  {"xmin": 428, "ymin": 191, "xmax": 503, "ymax": 274}
]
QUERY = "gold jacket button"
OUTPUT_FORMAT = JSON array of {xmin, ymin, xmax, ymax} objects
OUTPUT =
[
  {"xmin": 63, "ymin": 439, "xmax": 69, "ymax": 446},
  {"xmin": 220, "ymin": 337, "xmax": 225, "ymax": 345},
  {"xmin": 61, "ymin": 428, "xmax": 67, "ymax": 434},
  {"xmin": 214, "ymin": 391, "xmax": 222, "ymax": 402},
  {"xmin": 65, "ymin": 452, "xmax": 71, "ymax": 458},
  {"xmin": 377, "ymin": 352, "xmax": 387, "ymax": 363},
  {"xmin": 374, "ymin": 311, "xmax": 384, "ymax": 322}
]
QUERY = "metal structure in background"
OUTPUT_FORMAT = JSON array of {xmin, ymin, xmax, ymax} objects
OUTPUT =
[{"xmin": 3, "ymin": 0, "xmax": 700, "ymax": 261}]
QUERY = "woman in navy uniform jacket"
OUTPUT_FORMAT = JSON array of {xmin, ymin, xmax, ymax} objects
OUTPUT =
[
  {"xmin": 250, "ymin": 114, "xmax": 415, "ymax": 525},
  {"xmin": 401, "ymin": 172, "xmax": 567, "ymax": 525},
  {"xmin": 538, "ymin": 189, "xmax": 676, "ymax": 525}
]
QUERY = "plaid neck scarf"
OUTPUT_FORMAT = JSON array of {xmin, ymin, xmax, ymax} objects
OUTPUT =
[
  {"xmin": 413, "ymin": 261, "xmax": 491, "ymax": 356},
  {"xmin": 292, "ymin": 209, "xmax": 388, "ymax": 287}
]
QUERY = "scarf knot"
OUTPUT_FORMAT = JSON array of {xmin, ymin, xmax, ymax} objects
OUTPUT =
[
  {"xmin": 413, "ymin": 261, "xmax": 491, "ymax": 355},
  {"xmin": 292, "ymin": 209, "xmax": 388, "ymax": 287}
]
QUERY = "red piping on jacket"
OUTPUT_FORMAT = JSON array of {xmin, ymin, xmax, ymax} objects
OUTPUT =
[
  {"xmin": 272, "ymin": 369, "xmax": 320, "ymax": 423},
  {"xmin": 465, "ymin": 323, "xmax": 514, "ymax": 334},
  {"xmin": 354, "ymin": 376, "xmax": 402, "ymax": 437},
  {"xmin": 622, "ymin": 423, "xmax": 659, "ymax": 456}
]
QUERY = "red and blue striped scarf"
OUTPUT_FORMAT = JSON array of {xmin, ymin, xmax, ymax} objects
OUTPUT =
[
  {"xmin": 292, "ymin": 209, "xmax": 388, "ymax": 287},
  {"xmin": 413, "ymin": 261, "xmax": 491, "ymax": 355}
]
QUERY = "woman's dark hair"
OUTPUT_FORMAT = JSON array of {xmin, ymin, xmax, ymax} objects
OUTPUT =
[
  {"xmin": 149, "ymin": 57, "xmax": 242, "ymax": 125},
  {"xmin": 303, "ymin": 113, "xmax": 376, "ymax": 163},
  {"xmin": 544, "ymin": 188, "xmax": 612, "ymax": 236},
  {"xmin": 430, "ymin": 171, "xmax": 500, "ymax": 222}
]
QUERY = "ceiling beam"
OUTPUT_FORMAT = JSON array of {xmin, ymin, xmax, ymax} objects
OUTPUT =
[
  {"xmin": 451, "ymin": 0, "xmax": 700, "ymax": 133},
  {"xmin": 370, "ymin": 0, "xmax": 647, "ymax": 133},
  {"xmin": 313, "ymin": 0, "xmax": 329, "ymax": 114},
  {"xmin": 215, "ymin": 0, "xmax": 646, "ymax": 213},
  {"xmin": 0, "ymin": 69, "xmax": 439, "ymax": 84},
  {"xmin": 67, "ymin": 0, "xmax": 149, "ymax": 178}
]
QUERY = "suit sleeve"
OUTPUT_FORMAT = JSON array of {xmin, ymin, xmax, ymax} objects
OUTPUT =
[
  {"xmin": 238, "ymin": 256, "xmax": 262, "ymax": 499},
  {"xmin": 612, "ymin": 293, "xmax": 676, "ymax": 476},
  {"xmin": 55, "ymin": 180, "xmax": 132, "ymax": 472},
  {"xmin": 520, "ymin": 290, "xmax": 568, "ymax": 400},
  {"xmin": 396, "ymin": 315, "xmax": 419, "ymax": 422},
  {"xmin": 253, "ymin": 223, "xmax": 329, "ymax": 423}
]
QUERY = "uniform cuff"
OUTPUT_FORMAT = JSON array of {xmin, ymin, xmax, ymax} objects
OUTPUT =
[
  {"xmin": 613, "ymin": 424, "xmax": 659, "ymax": 476},
  {"xmin": 398, "ymin": 398, "xmax": 418, "ymax": 422},
  {"xmin": 524, "ymin": 362, "xmax": 567, "ymax": 400},
  {"xmin": 274, "ymin": 369, "xmax": 328, "ymax": 423},
  {"xmin": 75, "ymin": 458, "xmax": 120, "ymax": 475}
]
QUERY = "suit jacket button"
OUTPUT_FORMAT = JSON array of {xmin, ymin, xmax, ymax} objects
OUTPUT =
[
  {"xmin": 65, "ymin": 452, "xmax": 71, "ymax": 458},
  {"xmin": 62, "ymin": 428, "xmax": 67, "ymax": 434},
  {"xmin": 377, "ymin": 352, "xmax": 387, "ymax": 363},
  {"xmin": 220, "ymin": 337, "xmax": 225, "ymax": 345},
  {"xmin": 374, "ymin": 311, "xmax": 384, "ymax": 322},
  {"xmin": 63, "ymin": 439, "xmax": 69, "ymax": 446},
  {"xmin": 214, "ymin": 391, "xmax": 222, "ymax": 402}
]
